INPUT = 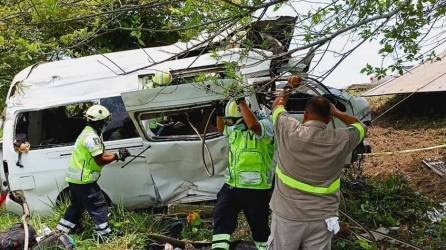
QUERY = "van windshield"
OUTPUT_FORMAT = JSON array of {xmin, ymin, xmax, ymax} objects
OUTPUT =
[{"xmin": 14, "ymin": 96, "xmax": 138, "ymax": 150}]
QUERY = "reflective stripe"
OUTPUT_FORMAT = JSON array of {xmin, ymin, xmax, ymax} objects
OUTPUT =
[
  {"xmin": 255, "ymin": 242, "xmax": 267, "ymax": 250},
  {"xmin": 95, "ymin": 222, "xmax": 109, "ymax": 230},
  {"xmin": 56, "ymin": 224, "xmax": 71, "ymax": 233},
  {"xmin": 212, "ymin": 234, "xmax": 230, "ymax": 249},
  {"xmin": 212, "ymin": 234, "xmax": 230, "ymax": 242},
  {"xmin": 276, "ymin": 167, "xmax": 340, "ymax": 195},
  {"xmin": 65, "ymin": 166, "xmax": 83, "ymax": 181},
  {"xmin": 59, "ymin": 218, "xmax": 76, "ymax": 228},
  {"xmin": 212, "ymin": 242, "xmax": 230, "ymax": 250},
  {"xmin": 272, "ymin": 106, "xmax": 286, "ymax": 126},
  {"xmin": 351, "ymin": 122, "xmax": 365, "ymax": 141},
  {"xmin": 96, "ymin": 227, "xmax": 112, "ymax": 235}
]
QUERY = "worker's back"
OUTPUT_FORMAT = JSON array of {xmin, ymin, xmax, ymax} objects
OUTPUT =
[{"xmin": 271, "ymin": 114, "xmax": 361, "ymax": 221}]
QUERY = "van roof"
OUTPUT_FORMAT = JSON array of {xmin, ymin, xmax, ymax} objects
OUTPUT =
[{"xmin": 6, "ymin": 46, "xmax": 271, "ymax": 110}]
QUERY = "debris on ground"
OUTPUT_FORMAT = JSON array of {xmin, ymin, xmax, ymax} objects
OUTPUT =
[
  {"xmin": 427, "ymin": 202, "xmax": 446, "ymax": 223},
  {"xmin": 422, "ymin": 159, "xmax": 446, "ymax": 177}
]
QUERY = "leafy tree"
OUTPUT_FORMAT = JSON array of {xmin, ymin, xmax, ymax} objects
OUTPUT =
[
  {"xmin": 0, "ymin": 0, "xmax": 181, "ymax": 103},
  {"xmin": 1, "ymin": 0, "xmax": 446, "ymax": 107}
]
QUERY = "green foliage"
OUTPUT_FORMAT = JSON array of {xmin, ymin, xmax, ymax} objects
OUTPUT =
[
  {"xmin": 336, "ymin": 173, "xmax": 446, "ymax": 249},
  {"xmin": 1, "ymin": 0, "xmax": 445, "ymax": 109},
  {"xmin": 0, "ymin": 0, "xmax": 182, "ymax": 109}
]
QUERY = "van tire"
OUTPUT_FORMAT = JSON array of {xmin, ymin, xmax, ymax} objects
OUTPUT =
[{"xmin": 56, "ymin": 188, "xmax": 112, "ymax": 207}]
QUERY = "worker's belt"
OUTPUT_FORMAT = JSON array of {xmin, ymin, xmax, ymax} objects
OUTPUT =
[{"xmin": 275, "ymin": 167, "xmax": 340, "ymax": 195}]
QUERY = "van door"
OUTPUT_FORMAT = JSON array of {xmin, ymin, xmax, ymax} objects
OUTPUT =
[
  {"xmin": 122, "ymin": 80, "xmax": 231, "ymax": 205},
  {"xmin": 97, "ymin": 96, "xmax": 157, "ymax": 208},
  {"xmin": 7, "ymin": 98, "xmax": 154, "ymax": 213}
]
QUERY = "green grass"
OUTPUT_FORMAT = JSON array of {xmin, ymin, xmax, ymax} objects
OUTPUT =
[
  {"xmin": 0, "ymin": 202, "xmax": 198, "ymax": 249},
  {"xmin": 334, "ymin": 172, "xmax": 446, "ymax": 250},
  {"xmin": 1, "ymin": 174, "xmax": 445, "ymax": 249}
]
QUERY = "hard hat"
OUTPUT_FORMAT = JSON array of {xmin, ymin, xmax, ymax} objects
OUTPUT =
[
  {"xmin": 152, "ymin": 71, "xmax": 172, "ymax": 86},
  {"xmin": 85, "ymin": 105, "xmax": 111, "ymax": 122},
  {"xmin": 224, "ymin": 99, "xmax": 251, "ymax": 118}
]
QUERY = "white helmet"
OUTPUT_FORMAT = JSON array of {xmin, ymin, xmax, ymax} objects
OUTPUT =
[
  {"xmin": 152, "ymin": 71, "xmax": 172, "ymax": 86},
  {"xmin": 85, "ymin": 105, "xmax": 111, "ymax": 122}
]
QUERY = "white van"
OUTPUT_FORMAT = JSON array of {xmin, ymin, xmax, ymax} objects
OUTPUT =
[{"xmin": 0, "ymin": 16, "xmax": 371, "ymax": 215}]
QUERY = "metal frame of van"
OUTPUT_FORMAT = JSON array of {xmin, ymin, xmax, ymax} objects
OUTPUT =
[{"xmin": 0, "ymin": 46, "xmax": 275, "ymax": 215}]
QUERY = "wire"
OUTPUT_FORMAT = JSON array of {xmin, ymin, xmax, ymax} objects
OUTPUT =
[
  {"xmin": 339, "ymin": 210, "xmax": 423, "ymax": 250},
  {"xmin": 201, "ymin": 107, "xmax": 217, "ymax": 176},
  {"xmin": 185, "ymin": 108, "xmax": 216, "ymax": 177},
  {"xmin": 360, "ymin": 143, "xmax": 446, "ymax": 157}
]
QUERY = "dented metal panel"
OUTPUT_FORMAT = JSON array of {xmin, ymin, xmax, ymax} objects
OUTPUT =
[{"xmin": 122, "ymin": 80, "xmax": 233, "ymax": 112}]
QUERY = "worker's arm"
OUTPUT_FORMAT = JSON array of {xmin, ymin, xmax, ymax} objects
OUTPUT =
[
  {"xmin": 238, "ymin": 100, "xmax": 262, "ymax": 135},
  {"xmin": 330, "ymin": 104, "xmax": 360, "ymax": 125},
  {"xmin": 86, "ymin": 134, "xmax": 129, "ymax": 166},
  {"xmin": 331, "ymin": 104, "xmax": 366, "ymax": 141},
  {"xmin": 272, "ymin": 75, "xmax": 302, "ymax": 110},
  {"xmin": 216, "ymin": 116, "xmax": 225, "ymax": 134},
  {"xmin": 94, "ymin": 152, "xmax": 117, "ymax": 166},
  {"xmin": 272, "ymin": 76, "xmax": 302, "ymax": 126}
]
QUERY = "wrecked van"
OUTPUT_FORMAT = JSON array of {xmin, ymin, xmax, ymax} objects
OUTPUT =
[{"xmin": 0, "ymin": 16, "xmax": 371, "ymax": 215}]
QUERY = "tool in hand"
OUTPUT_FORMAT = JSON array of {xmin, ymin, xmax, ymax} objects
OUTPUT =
[{"xmin": 121, "ymin": 145, "xmax": 151, "ymax": 168}]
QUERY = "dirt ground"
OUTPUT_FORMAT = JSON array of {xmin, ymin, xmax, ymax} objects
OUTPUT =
[{"xmin": 362, "ymin": 93, "xmax": 446, "ymax": 201}]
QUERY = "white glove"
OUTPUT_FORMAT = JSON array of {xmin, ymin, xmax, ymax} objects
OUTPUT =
[{"xmin": 325, "ymin": 216, "xmax": 340, "ymax": 235}]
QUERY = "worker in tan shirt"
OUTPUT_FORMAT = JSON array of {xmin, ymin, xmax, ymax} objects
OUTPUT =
[{"xmin": 267, "ymin": 76, "xmax": 366, "ymax": 250}]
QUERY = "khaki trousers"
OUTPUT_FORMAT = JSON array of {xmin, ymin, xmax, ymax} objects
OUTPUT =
[{"xmin": 267, "ymin": 213, "xmax": 333, "ymax": 250}]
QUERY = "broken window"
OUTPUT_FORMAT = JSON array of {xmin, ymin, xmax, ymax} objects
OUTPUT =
[
  {"xmin": 15, "ymin": 102, "xmax": 93, "ymax": 149},
  {"xmin": 139, "ymin": 65, "xmax": 227, "ymax": 89},
  {"xmin": 256, "ymin": 79, "xmax": 347, "ymax": 113},
  {"xmin": 137, "ymin": 105, "xmax": 219, "ymax": 141},
  {"xmin": 100, "ymin": 96, "xmax": 139, "ymax": 141},
  {"xmin": 14, "ymin": 96, "xmax": 139, "ymax": 150}
]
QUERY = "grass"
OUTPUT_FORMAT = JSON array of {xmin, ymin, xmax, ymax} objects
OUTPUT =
[
  {"xmin": 334, "ymin": 172, "xmax": 446, "ymax": 250},
  {"xmin": 1, "ymin": 174, "xmax": 445, "ymax": 249},
  {"xmin": 0, "ymin": 202, "xmax": 195, "ymax": 249}
]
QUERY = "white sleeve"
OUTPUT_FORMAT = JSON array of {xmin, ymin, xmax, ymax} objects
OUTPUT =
[
  {"xmin": 84, "ymin": 134, "xmax": 104, "ymax": 157},
  {"xmin": 257, "ymin": 118, "xmax": 273, "ymax": 139}
]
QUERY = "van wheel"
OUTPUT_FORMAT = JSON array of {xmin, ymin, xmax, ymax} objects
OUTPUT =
[{"xmin": 56, "ymin": 188, "xmax": 113, "ymax": 207}]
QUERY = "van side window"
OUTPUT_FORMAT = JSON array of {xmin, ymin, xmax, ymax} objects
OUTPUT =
[
  {"xmin": 100, "ymin": 96, "xmax": 139, "ymax": 141},
  {"xmin": 14, "ymin": 103, "xmax": 92, "ymax": 149},
  {"xmin": 138, "ymin": 105, "xmax": 219, "ymax": 141}
]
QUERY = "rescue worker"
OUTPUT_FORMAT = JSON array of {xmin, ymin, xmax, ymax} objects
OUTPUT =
[
  {"xmin": 267, "ymin": 76, "xmax": 366, "ymax": 250},
  {"xmin": 56, "ymin": 105, "xmax": 130, "ymax": 240},
  {"xmin": 212, "ymin": 98, "xmax": 274, "ymax": 250}
]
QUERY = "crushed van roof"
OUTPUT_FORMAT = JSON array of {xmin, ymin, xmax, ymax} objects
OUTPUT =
[{"xmin": 122, "ymin": 80, "xmax": 233, "ymax": 112}]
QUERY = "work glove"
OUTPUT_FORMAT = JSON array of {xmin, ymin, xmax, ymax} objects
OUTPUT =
[{"xmin": 115, "ymin": 148, "xmax": 130, "ymax": 162}]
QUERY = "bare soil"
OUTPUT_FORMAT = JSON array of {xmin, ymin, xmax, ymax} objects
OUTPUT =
[{"xmin": 362, "ymin": 92, "xmax": 446, "ymax": 201}]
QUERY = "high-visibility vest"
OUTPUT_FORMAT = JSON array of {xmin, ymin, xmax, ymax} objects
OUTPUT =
[
  {"xmin": 276, "ymin": 167, "xmax": 340, "ymax": 195},
  {"xmin": 65, "ymin": 126, "xmax": 103, "ymax": 184},
  {"xmin": 225, "ymin": 128, "xmax": 274, "ymax": 189}
]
